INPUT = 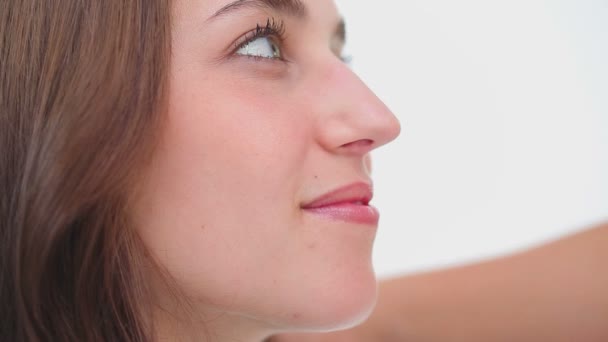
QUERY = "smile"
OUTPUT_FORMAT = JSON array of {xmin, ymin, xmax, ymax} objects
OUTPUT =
[{"xmin": 301, "ymin": 182, "xmax": 379, "ymax": 225}]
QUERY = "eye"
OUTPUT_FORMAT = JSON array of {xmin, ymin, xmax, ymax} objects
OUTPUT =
[
  {"xmin": 236, "ymin": 36, "xmax": 282, "ymax": 59},
  {"xmin": 233, "ymin": 18, "xmax": 286, "ymax": 61}
]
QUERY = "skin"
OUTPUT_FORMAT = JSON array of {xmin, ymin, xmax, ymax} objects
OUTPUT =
[{"xmin": 132, "ymin": 0, "xmax": 400, "ymax": 341}]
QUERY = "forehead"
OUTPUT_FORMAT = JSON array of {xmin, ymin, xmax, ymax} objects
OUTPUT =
[{"xmin": 173, "ymin": 0, "xmax": 341, "ymax": 24}]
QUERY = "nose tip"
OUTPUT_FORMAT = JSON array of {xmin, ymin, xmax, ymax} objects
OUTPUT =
[
  {"xmin": 315, "ymin": 60, "xmax": 401, "ymax": 155},
  {"xmin": 375, "ymin": 103, "xmax": 401, "ymax": 147},
  {"xmin": 343, "ymin": 83, "xmax": 402, "ymax": 153}
]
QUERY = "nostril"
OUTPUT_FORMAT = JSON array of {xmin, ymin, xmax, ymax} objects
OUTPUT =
[{"xmin": 340, "ymin": 139, "xmax": 374, "ymax": 152}]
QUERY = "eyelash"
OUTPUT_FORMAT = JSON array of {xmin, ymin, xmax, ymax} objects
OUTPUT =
[{"xmin": 234, "ymin": 17, "xmax": 287, "ymax": 61}]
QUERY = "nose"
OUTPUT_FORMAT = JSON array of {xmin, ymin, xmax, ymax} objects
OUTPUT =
[{"xmin": 314, "ymin": 60, "xmax": 401, "ymax": 156}]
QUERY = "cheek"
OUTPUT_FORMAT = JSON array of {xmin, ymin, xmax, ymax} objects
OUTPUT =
[
  {"xmin": 169, "ymin": 86, "xmax": 311, "ymax": 214},
  {"xmin": 134, "ymin": 77, "xmax": 313, "ymax": 304},
  {"xmin": 180, "ymin": 74, "xmax": 311, "ymax": 171}
]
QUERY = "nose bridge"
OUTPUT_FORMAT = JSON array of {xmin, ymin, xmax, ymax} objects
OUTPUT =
[{"xmin": 315, "ymin": 60, "xmax": 401, "ymax": 154}]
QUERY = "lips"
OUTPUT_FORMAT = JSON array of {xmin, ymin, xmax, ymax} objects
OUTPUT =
[{"xmin": 301, "ymin": 182, "xmax": 379, "ymax": 225}]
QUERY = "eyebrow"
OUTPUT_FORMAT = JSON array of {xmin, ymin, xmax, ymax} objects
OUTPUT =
[{"xmin": 208, "ymin": 0, "xmax": 308, "ymax": 21}]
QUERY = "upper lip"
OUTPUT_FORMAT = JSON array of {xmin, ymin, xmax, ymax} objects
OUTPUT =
[{"xmin": 301, "ymin": 182, "xmax": 373, "ymax": 209}]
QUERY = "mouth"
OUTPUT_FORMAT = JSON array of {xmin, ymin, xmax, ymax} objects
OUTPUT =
[{"xmin": 301, "ymin": 182, "xmax": 379, "ymax": 225}]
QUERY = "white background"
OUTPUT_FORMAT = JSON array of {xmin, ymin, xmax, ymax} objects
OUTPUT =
[{"xmin": 334, "ymin": 0, "xmax": 608, "ymax": 277}]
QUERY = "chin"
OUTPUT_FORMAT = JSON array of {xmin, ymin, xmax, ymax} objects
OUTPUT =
[{"xmin": 276, "ymin": 264, "xmax": 378, "ymax": 333}]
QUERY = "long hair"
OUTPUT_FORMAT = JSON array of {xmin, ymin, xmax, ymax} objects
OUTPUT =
[{"xmin": 1, "ymin": 1, "xmax": 171, "ymax": 340}]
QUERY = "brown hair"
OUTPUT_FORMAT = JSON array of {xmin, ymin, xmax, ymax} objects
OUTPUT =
[{"xmin": 1, "ymin": 1, "xmax": 170, "ymax": 340}]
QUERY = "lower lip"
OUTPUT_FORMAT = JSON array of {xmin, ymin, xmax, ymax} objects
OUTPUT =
[{"xmin": 302, "ymin": 203, "xmax": 380, "ymax": 225}]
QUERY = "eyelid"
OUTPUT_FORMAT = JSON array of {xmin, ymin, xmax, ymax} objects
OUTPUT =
[{"xmin": 230, "ymin": 17, "xmax": 287, "ymax": 60}]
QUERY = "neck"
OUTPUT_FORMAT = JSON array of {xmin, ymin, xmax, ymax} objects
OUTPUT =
[{"xmin": 153, "ymin": 305, "xmax": 280, "ymax": 342}]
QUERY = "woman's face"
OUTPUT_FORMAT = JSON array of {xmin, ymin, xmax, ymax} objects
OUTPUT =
[{"xmin": 134, "ymin": 0, "xmax": 400, "ymax": 339}]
